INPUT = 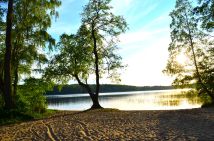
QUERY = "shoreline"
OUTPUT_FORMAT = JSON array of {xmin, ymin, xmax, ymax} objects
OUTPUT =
[
  {"xmin": 0, "ymin": 107, "xmax": 214, "ymax": 140},
  {"xmin": 46, "ymin": 88, "xmax": 187, "ymax": 98}
]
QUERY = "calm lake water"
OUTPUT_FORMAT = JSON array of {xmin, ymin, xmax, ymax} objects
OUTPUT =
[{"xmin": 47, "ymin": 89, "xmax": 202, "ymax": 111}]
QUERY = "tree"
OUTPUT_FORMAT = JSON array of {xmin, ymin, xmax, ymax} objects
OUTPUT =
[
  {"xmin": 10, "ymin": 0, "xmax": 60, "ymax": 98},
  {"xmin": 81, "ymin": 0, "xmax": 127, "ymax": 108},
  {"xmin": 194, "ymin": 0, "xmax": 214, "ymax": 101},
  {"xmin": 46, "ymin": 0, "xmax": 128, "ymax": 109},
  {"xmin": 164, "ymin": 0, "xmax": 214, "ymax": 102},
  {"xmin": 0, "ymin": 0, "xmax": 61, "ymax": 109},
  {"xmin": 194, "ymin": 0, "xmax": 214, "ymax": 30}
]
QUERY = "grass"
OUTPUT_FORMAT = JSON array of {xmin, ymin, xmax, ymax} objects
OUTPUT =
[
  {"xmin": 0, "ymin": 108, "xmax": 121, "ymax": 126},
  {"xmin": 0, "ymin": 109, "xmax": 57, "ymax": 126},
  {"xmin": 201, "ymin": 102, "xmax": 214, "ymax": 108}
]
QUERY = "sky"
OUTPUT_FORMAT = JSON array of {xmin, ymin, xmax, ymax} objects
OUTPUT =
[{"xmin": 48, "ymin": 0, "xmax": 177, "ymax": 86}]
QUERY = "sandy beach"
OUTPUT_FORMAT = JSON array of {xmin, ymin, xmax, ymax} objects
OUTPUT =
[{"xmin": 0, "ymin": 108, "xmax": 214, "ymax": 141}]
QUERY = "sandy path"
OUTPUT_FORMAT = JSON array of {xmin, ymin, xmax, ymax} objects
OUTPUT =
[{"xmin": 0, "ymin": 108, "xmax": 214, "ymax": 140}]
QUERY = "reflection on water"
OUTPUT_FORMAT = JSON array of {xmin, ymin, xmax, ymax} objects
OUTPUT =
[{"xmin": 47, "ymin": 89, "xmax": 202, "ymax": 111}]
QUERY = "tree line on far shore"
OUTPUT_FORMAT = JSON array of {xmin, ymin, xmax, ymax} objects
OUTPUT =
[{"xmin": 45, "ymin": 85, "xmax": 173, "ymax": 95}]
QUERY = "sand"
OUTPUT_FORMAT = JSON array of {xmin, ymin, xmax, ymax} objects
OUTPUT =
[{"xmin": 0, "ymin": 108, "xmax": 214, "ymax": 141}]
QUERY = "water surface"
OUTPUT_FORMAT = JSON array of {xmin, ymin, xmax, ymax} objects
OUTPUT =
[{"xmin": 47, "ymin": 89, "xmax": 202, "ymax": 111}]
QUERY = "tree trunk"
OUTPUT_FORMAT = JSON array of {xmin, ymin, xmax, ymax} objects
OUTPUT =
[
  {"xmin": 0, "ymin": 75, "xmax": 4, "ymax": 95},
  {"xmin": 74, "ymin": 74, "xmax": 102, "ymax": 109},
  {"xmin": 185, "ymin": 13, "xmax": 214, "ymax": 101},
  {"xmin": 13, "ymin": 63, "xmax": 18, "ymax": 98},
  {"xmin": 0, "ymin": 61, "xmax": 4, "ymax": 94},
  {"xmin": 12, "ymin": 41, "xmax": 19, "ymax": 99},
  {"xmin": 91, "ymin": 25, "xmax": 100, "ymax": 94},
  {"xmin": 3, "ymin": 0, "xmax": 14, "ymax": 110},
  {"xmin": 90, "ymin": 94, "xmax": 102, "ymax": 109},
  {"xmin": 91, "ymin": 24, "xmax": 102, "ymax": 109}
]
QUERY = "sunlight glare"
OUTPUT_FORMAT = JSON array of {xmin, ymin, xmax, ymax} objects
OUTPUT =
[{"xmin": 176, "ymin": 53, "xmax": 188, "ymax": 65}]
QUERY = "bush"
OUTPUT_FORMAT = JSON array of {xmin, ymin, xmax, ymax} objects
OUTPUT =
[
  {"xmin": 16, "ymin": 78, "xmax": 54, "ymax": 114},
  {"xmin": 16, "ymin": 91, "xmax": 47, "ymax": 113}
]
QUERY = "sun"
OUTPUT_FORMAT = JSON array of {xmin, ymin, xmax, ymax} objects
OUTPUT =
[{"xmin": 176, "ymin": 53, "xmax": 188, "ymax": 65}]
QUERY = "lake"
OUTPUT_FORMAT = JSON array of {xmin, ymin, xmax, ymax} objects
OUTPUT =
[{"xmin": 47, "ymin": 89, "xmax": 202, "ymax": 111}]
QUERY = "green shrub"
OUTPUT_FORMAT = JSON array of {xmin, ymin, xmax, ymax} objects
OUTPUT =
[{"xmin": 17, "ymin": 78, "xmax": 54, "ymax": 114}]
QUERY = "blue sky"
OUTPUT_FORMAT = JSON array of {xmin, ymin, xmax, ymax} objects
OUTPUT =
[{"xmin": 48, "ymin": 0, "xmax": 176, "ymax": 86}]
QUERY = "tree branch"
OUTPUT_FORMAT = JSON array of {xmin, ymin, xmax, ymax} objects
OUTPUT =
[{"xmin": 74, "ymin": 74, "xmax": 94, "ymax": 96}]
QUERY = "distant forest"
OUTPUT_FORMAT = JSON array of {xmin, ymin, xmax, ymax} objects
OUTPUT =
[{"xmin": 45, "ymin": 84, "xmax": 173, "ymax": 95}]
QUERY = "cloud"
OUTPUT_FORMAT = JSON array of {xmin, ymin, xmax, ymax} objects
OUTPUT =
[
  {"xmin": 142, "ymin": 14, "xmax": 171, "ymax": 31},
  {"xmin": 119, "ymin": 28, "xmax": 169, "ymax": 46},
  {"xmin": 111, "ymin": 0, "xmax": 159, "ymax": 23},
  {"xmin": 128, "ymin": 3, "xmax": 159, "ymax": 25}
]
